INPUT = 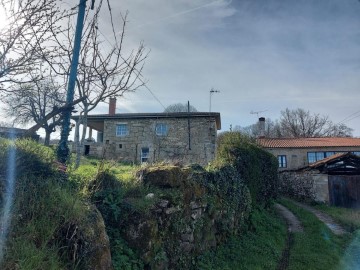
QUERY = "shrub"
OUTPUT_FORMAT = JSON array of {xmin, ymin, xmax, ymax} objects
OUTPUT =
[
  {"xmin": 0, "ymin": 139, "xmax": 88, "ymax": 269},
  {"xmin": 215, "ymin": 131, "xmax": 279, "ymax": 207}
]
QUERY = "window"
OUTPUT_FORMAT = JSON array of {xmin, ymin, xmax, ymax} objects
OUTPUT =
[
  {"xmin": 307, "ymin": 151, "xmax": 337, "ymax": 164},
  {"xmin": 119, "ymin": 144, "xmax": 122, "ymax": 149},
  {"xmin": 155, "ymin": 123, "xmax": 168, "ymax": 136},
  {"xmin": 316, "ymin": 152, "xmax": 325, "ymax": 161},
  {"xmin": 307, "ymin": 152, "xmax": 316, "ymax": 163},
  {"xmin": 325, "ymin": 152, "xmax": 335, "ymax": 158},
  {"xmin": 141, "ymin": 148, "xmax": 149, "ymax": 163},
  {"xmin": 278, "ymin": 155, "xmax": 287, "ymax": 168},
  {"xmin": 116, "ymin": 124, "xmax": 128, "ymax": 137}
]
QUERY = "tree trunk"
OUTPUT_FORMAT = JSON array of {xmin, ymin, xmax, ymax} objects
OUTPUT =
[
  {"xmin": 75, "ymin": 108, "xmax": 88, "ymax": 168},
  {"xmin": 44, "ymin": 129, "xmax": 51, "ymax": 146}
]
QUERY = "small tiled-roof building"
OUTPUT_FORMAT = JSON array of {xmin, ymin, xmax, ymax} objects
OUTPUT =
[{"xmin": 257, "ymin": 137, "xmax": 360, "ymax": 171}]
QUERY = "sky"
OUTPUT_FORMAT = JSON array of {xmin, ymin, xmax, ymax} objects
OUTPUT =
[
  {"xmin": 2, "ymin": 0, "xmax": 360, "ymax": 139},
  {"xmin": 86, "ymin": 0, "xmax": 360, "ymax": 136}
]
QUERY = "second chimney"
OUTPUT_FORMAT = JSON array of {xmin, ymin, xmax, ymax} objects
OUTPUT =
[
  {"xmin": 109, "ymin": 97, "xmax": 116, "ymax": 115},
  {"xmin": 258, "ymin": 117, "xmax": 265, "ymax": 138}
]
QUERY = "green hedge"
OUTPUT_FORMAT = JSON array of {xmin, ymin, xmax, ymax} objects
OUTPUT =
[{"xmin": 215, "ymin": 131, "xmax": 279, "ymax": 207}]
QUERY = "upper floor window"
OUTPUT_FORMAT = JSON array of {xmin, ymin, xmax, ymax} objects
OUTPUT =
[
  {"xmin": 116, "ymin": 124, "xmax": 128, "ymax": 137},
  {"xmin": 278, "ymin": 155, "xmax": 287, "ymax": 168},
  {"xmin": 307, "ymin": 151, "xmax": 337, "ymax": 164},
  {"xmin": 155, "ymin": 123, "xmax": 168, "ymax": 136}
]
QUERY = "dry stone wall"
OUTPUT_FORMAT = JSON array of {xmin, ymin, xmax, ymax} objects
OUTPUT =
[{"xmin": 107, "ymin": 165, "xmax": 252, "ymax": 269}]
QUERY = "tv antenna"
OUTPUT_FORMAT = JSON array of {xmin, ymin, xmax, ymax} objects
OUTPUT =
[
  {"xmin": 209, "ymin": 88, "xmax": 220, "ymax": 112},
  {"xmin": 250, "ymin": 110, "xmax": 268, "ymax": 118}
]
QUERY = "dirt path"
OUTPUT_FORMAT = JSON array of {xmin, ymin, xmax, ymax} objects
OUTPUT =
[
  {"xmin": 274, "ymin": 201, "xmax": 349, "ymax": 270},
  {"xmin": 274, "ymin": 203, "xmax": 303, "ymax": 270},
  {"xmin": 291, "ymin": 201, "xmax": 348, "ymax": 235},
  {"xmin": 275, "ymin": 203, "xmax": 303, "ymax": 233}
]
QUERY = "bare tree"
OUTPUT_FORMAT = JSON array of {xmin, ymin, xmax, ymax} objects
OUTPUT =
[
  {"xmin": 2, "ymin": 78, "xmax": 66, "ymax": 145},
  {"xmin": 278, "ymin": 108, "xmax": 353, "ymax": 138},
  {"xmin": 43, "ymin": 1, "xmax": 148, "ymax": 167},
  {"xmin": 0, "ymin": 0, "xmax": 70, "ymax": 89},
  {"xmin": 234, "ymin": 118, "xmax": 280, "ymax": 138},
  {"xmin": 164, "ymin": 103, "xmax": 198, "ymax": 113},
  {"xmin": 237, "ymin": 108, "xmax": 353, "ymax": 138}
]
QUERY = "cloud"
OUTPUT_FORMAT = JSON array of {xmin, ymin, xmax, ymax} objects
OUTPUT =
[{"xmin": 63, "ymin": 0, "xmax": 360, "ymax": 135}]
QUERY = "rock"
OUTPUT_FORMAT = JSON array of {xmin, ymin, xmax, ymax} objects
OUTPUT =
[
  {"xmin": 181, "ymin": 233, "xmax": 194, "ymax": 242},
  {"xmin": 165, "ymin": 207, "xmax": 180, "ymax": 215},
  {"xmin": 180, "ymin": 242, "xmax": 193, "ymax": 253},
  {"xmin": 157, "ymin": 199, "xmax": 169, "ymax": 208},
  {"xmin": 140, "ymin": 166, "xmax": 188, "ymax": 188},
  {"xmin": 57, "ymin": 204, "xmax": 113, "ymax": 270},
  {"xmin": 191, "ymin": 209, "xmax": 202, "ymax": 220},
  {"xmin": 145, "ymin": 193, "xmax": 155, "ymax": 199},
  {"xmin": 190, "ymin": 201, "xmax": 207, "ymax": 209}
]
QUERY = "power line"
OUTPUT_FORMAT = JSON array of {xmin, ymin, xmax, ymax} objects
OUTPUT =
[
  {"xmin": 95, "ymin": 22, "xmax": 167, "ymax": 111},
  {"xmin": 62, "ymin": 0, "xmax": 167, "ymax": 112},
  {"xmin": 337, "ymin": 110, "xmax": 360, "ymax": 125},
  {"xmin": 127, "ymin": 0, "xmax": 231, "ymax": 31}
]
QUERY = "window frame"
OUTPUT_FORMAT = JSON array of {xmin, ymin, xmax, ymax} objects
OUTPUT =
[
  {"xmin": 116, "ymin": 123, "xmax": 129, "ymax": 137},
  {"xmin": 278, "ymin": 155, "xmax": 287, "ymax": 168},
  {"xmin": 308, "ymin": 151, "xmax": 339, "ymax": 164},
  {"xmin": 141, "ymin": 147, "xmax": 149, "ymax": 163},
  {"xmin": 155, "ymin": 123, "xmax": 168, "ymax": 136}
]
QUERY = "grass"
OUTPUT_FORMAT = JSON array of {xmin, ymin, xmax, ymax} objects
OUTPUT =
[
  {"xmin": 311, "ymin": 203, "xmax": 360, "ymax": 231},
  {"xmin": 280, "ymin": 199, "xmax": 351, "ymax": 270},
  {"xmin": 195, "ymin": 206, "xmax": 287, "ymax": 270}
]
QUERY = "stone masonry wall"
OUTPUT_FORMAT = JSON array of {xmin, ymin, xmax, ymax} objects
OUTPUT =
[
  {"xmin": 102, "ymin": 117, "xmax": 217, "ymax": 165},
  {"xmin": 279, "ymin": 171, "xmax": 329, "ymax": 203}
]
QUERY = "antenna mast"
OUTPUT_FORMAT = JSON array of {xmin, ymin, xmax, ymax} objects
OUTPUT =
[{"xmin": 250, "ymin": 110, "xmax": 268, "ymax": 118}]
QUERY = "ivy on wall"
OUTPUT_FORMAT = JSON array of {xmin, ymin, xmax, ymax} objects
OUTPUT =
[{"xmin": 215, "ymin": 131, "xmax": 279, "ymax": 207}]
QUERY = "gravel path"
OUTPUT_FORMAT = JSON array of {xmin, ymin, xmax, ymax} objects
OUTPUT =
[{"xmin": 291, "ymin": 201, "xmax": 348, "ymax": 235}]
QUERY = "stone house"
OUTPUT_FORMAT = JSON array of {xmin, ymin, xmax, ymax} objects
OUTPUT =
[
  {"xmin": 72, "ymin": 99, "xmax": 221, "ymax": 165},
  {"xmin": 257, "ymin": 137, "xmax": 360, "ymax": 171}
]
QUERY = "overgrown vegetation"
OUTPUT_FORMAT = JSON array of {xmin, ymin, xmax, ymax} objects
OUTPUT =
[
  {"xmin": 280, "ymin": 199, "xmax": 351, "ymax": 270},
  {"xmin": 312, "ymin": 203, "xmax": 360, "ymax": 232},
  {"xmin": 1, "ymin": 135, "xmax": 281, "ymax": 269},
  {"xmin": 215, "ymin": 131, "xmax": 279, "ymax": 206},
  {"xmin": 195, "ymin": 206, "xmax": 287, "ymax": 269},
  {"xmin": 0, "ymin": 139, "xmax": 86, "ymax": 269},
  {"xmin": 68, "ymin": 159, "xmax": 151, "ymax": 269}
]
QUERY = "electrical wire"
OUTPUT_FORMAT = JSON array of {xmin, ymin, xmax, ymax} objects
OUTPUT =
[
  {"xmin": 337, "ymin": 110, "xmax": 360, "ymax": 125},
  {"xmin": 93, "ymin": 17, "xmax": 167, "ymax": 111}
]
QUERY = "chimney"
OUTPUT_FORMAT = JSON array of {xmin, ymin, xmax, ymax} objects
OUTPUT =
[
  {"xmin": 109, "ymin": 97, "xmax": 116, "ymax": 115},
  {"xmin": 258, "ymin": 117, "xmax": 265, "ymax": 138}
]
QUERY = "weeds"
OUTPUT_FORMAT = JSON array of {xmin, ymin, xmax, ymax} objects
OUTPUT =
[
  {"xmin": 280, "ymin": 199, "xmax": 351, "ymax": 270},
  {"xmin": 195, "ymin": 206, "xmax": 287, "ymax": 269},
  {"xmin": 312, "ymin": 203, "xmax": 360, "ymax": 231}
]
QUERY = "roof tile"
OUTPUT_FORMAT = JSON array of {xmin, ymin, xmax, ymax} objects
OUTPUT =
[{"xmin": 257, "ymin": 137, "xmax": 360, "ymax": 148}]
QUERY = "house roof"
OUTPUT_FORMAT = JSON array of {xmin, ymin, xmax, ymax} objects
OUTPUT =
[
  {"xmin": 308, "ymin": 152, "xmax": 348, "ymax": 168},
  {"xmin": 257, "ymin": 137, "xmax": 360, "ymax": 148},
  {"xmin": 302, "ymin": 152, "xmax": 360, "ymax": 174},
  {"xmin": 71, "ymin": 112, "xmax": 221, "ymax": 131}
]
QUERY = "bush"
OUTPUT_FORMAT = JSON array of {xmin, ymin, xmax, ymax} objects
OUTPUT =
[
  {"xmin": 215, "ymin": 131, "xmax": 279, "ymax": 207},
  {"xmin": 0, "ymin": 139, "xmax": 88, "ymax": 269}
]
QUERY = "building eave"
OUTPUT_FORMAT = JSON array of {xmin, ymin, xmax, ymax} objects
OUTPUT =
[{"xmin": 72, "ymin": 112, "xmax": 222, "ymax": 130}]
